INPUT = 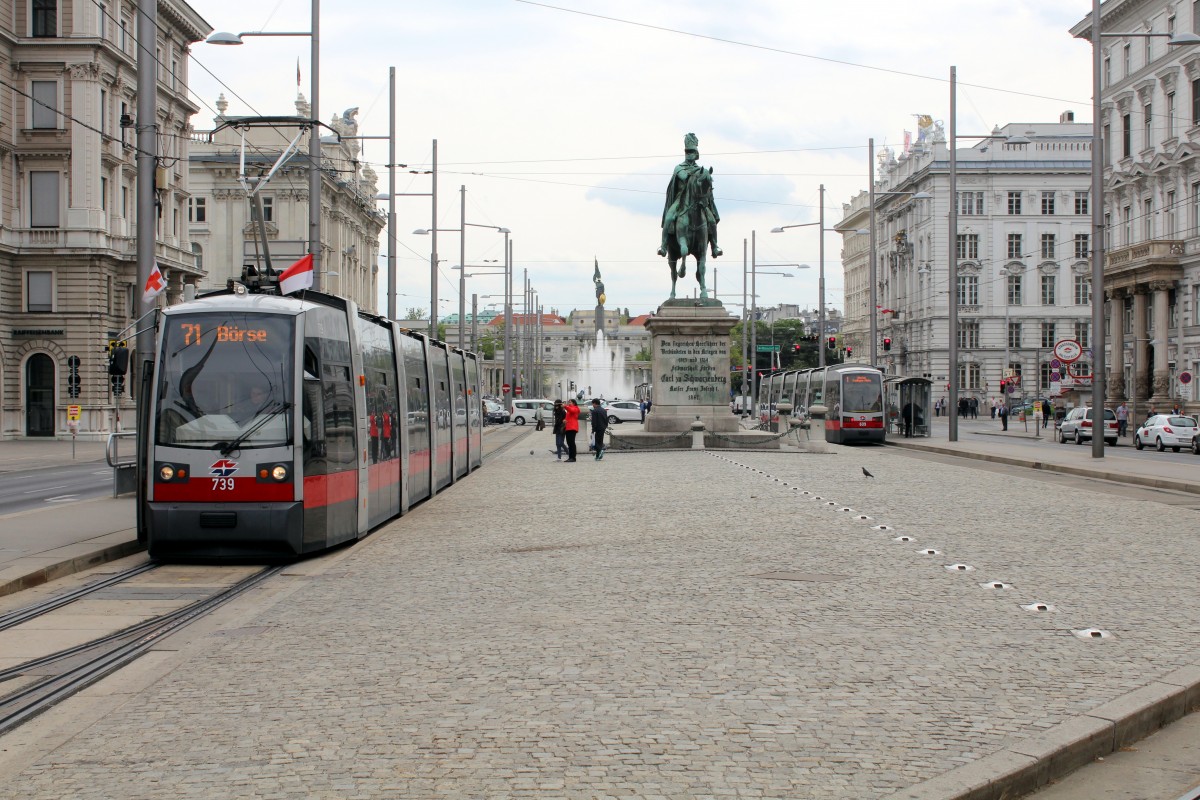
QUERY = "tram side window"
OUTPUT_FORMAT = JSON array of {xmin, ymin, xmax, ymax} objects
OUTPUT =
[
  {"xmin": 323, "ymin": 363, "xmax": 356, "ymax": 471},
  {"xmin": 302, "ymin": 345, "xmax": 325, "ymax": 457}
]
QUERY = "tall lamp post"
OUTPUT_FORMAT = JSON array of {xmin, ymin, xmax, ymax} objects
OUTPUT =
[
  {"xmin": 748, "ymin": 229, "xmax": 806, "ymax": 412},
  {"xmin": 415, "ymin": 212, "xmax": 508, "ymax": 347},
  {"xmin": 945, "ymin": 69, "xmax": 1027, "ymax": 442},
  {"xmin": 208, "ymin": 3, "xmax": 321, "ymax": 288},
  {"xmin": 1077, "ymin": 8, "xmax": 1199, "ymax": 456},
  {"xmin": 771, "ymin": 183, "xmax": 835, "ymax": 367}
]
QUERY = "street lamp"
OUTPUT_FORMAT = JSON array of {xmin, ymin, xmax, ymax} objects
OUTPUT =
[
  {"xmin": 748, "ymin": 231, "xmax": 807, "ymax": 412},
  {"xmin": 1077, "ymin": 8, "xmax": 1200, "ymax": 457},
  {"xmin": 771, "ymin": 183, "xmax": 837, "ymax": 367},
  {"xmin": 944, "ymin": 73, "xmax": 1029, "ymax": 442},
  {"xmin": 416, "ymin": 190, "xmax": 508, "ymax": 346},
  {"xmin": 208, "ymin": 9, "xmax": 321, "ymax": 290}
]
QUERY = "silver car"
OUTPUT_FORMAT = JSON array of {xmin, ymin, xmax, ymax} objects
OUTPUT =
[
  {"xmin": 1057, "ymin": 406, "xmax": 1119, "ymax": 446},
  {"xmin": 604, "ymin": 400, "xmax": 643, "ymax": 424},
  {"xmin": 1134, "ymin": 414, "xmax": 1198, "ymax": 452}
]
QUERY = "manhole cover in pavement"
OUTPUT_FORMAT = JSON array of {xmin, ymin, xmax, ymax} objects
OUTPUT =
[{"xmin": 753, "ymin": 572, "xmax": 849, "ymax": 582}]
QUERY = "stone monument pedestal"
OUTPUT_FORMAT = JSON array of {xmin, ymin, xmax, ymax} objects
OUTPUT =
[{"xmin": 614, "ymin": 300, "xmax": 778, "ymax": 450}]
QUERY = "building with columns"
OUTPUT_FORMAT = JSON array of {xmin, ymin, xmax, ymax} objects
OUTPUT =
[
  {"xmin": 839, "ymin": 118, "xmax": 1095, "ymax": 406},
  {"xmin": 188, "ymin": 94, "xmax": 384, "ymax": 309},
  {"xmin": 0, "ymin": 0, "xmax": 209, "ymax": 438},
  {"xmin": 1072, "ymin": 1, "xmax": 1200, "ymax": 412}
]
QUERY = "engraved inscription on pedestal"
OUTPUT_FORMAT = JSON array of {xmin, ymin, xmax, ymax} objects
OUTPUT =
[{"xmin": 657, "ymin": 337, "xmax": 729, "ymax": 406}]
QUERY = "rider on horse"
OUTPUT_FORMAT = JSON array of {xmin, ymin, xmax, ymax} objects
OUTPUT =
[{"xmin": 658, "ymin": 132, "xmax": 722, "ymax": 259}]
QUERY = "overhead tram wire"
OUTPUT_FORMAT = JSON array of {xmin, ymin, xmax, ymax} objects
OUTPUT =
[{"xmin": 514, "ymin": 0, "xmax": 1090, "ymax": 108}]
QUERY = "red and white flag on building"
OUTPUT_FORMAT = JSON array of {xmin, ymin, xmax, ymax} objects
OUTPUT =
[
  {"xmin": 142, "ymin": 262, "xmax": 166, "ymax": 303},
  {"xmin": 279, "ymin": 253, "xmax": 314, "ymax": 295}
]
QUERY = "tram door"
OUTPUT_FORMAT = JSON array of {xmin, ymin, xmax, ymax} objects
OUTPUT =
[{"xmin": 25, "ymin": 354, "xmax": 55, "ymax": 436}]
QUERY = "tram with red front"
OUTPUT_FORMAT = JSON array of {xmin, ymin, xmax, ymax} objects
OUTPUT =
[
  {"xmin": 143, "ymin": 282, "xmax": 481, "ymax": 560},
  {"xmin": 759, "ymin": 364, "xmax": 886, "ymax": 444}
]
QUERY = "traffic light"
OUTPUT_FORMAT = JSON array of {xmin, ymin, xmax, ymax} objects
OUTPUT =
[
  {"xmin": 792, "ymin": 343, "xmax": 801, "ymax": 353},
  {"xmin": 883, "ymin": 337, "xmax": 892, "ymax": 352},
  {"xmin": 828, "ymin": 336, "xmax": 836, "ymax": 350},
  {"xmin": 999, "ymin": 379, "xmax": 1007, "ymax": 395},
  {"xmin": 67, "ymin": 355, "xmax": 81, "ymax": 398},
  {"xmin": 845, "ymin": 346, "xmax": 853, "ymax": 357}
]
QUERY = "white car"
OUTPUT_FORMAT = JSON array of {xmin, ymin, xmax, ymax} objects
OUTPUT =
[
  {"xmin": 604, "ymin": 400, "xmax": 643, "ymax": 424},
  {"xmin": 1134, "ymin": 414, "xmax": 1198, "ymax": 452}
]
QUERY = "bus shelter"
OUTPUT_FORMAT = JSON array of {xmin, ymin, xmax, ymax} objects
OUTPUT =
[{"xmin": 883, "ymin": 376, "xmax": 932, "ymax": 438}]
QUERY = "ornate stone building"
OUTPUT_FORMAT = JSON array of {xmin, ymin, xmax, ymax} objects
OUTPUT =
[
  {"xmin": 1072, "ymin": 1, "xmax": 1200, "ymax": 411},
  {"xmin": 0, "ymin": 0, "xmax": 208, "ymax": 438},
  {"xmin": 188, "ymin": 95, "xmax": 383, "ymax": 309},
  {"xmin": 839, "ymin": 118, "xmax": 1095, "ymax": 405}
]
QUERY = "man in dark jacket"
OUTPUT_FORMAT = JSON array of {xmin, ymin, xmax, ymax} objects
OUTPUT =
[
  {"xmin": 590, "ymin": 399, "xmax": 609, "ymax": 460},
  {"xmin": 551, "ymin": 400, "xmax": 566, "ymax": 460}
]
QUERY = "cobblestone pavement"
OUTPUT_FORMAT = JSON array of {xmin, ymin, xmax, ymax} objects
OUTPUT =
[{"xmin": 2, "ymin": 442, "xmax": 1199, "ymax": 799}]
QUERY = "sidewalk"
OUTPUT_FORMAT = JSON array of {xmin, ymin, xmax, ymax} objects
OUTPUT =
[{"xmin": 885, "ymin": 415, "xmax": 1199, "ymax": 496}]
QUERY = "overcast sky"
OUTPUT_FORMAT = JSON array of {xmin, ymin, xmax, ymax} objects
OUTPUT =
[{"xmin": 187, "ymin": 1, "xmax": 1094, "ymax": 320}]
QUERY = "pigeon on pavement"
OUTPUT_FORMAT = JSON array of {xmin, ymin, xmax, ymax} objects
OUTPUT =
[{"xmin": 862, "ymin": 467, "xmax": 874, "ymax": 478}]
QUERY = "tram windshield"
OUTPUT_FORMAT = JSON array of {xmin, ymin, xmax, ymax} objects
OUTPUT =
[
  {"xmin": 841, "ymin": 373, "xmax": 882, "ymax": 413},
  {"xmin": 155, "ymin": 312, "xmax": 295, "ymax": 448}
]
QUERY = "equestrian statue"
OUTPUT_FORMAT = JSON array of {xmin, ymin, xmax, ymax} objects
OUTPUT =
[{"xmin": 658, "ymin": 132, "xmax": 721, "ymax": 300}]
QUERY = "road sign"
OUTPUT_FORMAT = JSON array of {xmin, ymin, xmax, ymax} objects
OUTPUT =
[
  {"xmin": 1050, "ymin": 358, "xmax": 1062, "ymax": 370},
  {"xmin": 1181, "ymin": 371, "xmax": 1193, "ymax": 385},
  {"xmin": 502, "ymin": 383, "xmax": 511, "ymax": 394},
  {"xmin": 67, "ymin": 405, "xmax": 81, "ymax": 421},
  {"xmin": 756, "ymin": 345, "xmax": 780, "ymax": 352},
  {"xmin": 514, "ymin": 386, "xmax": 523, "ymax": 396},
  {"xmin": 1050, "ymin": 370, "xmax": 1061, "ymax": 382},
  {"xmin": 1053, "ymin": 340, "xmax": 1082, "ymax": 363}
]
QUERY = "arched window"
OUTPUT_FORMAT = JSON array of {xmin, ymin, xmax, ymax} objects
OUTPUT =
[{"xmin": 191, "ymin": 242, "xmax": 203, "ymax": 271}]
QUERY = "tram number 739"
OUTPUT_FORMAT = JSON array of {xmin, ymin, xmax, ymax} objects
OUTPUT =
[{"xmin": 212, "ymin": 477, "xmax": 236, "ymax": 491}]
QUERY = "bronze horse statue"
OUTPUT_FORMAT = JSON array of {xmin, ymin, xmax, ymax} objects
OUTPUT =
[{"xmin": 664, "ymin": 168, "xmax": 713, "ymax": 300}]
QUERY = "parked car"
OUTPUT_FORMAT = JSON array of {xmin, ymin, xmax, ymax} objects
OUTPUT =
[
  {"xmin": 483, "ymin": 400, "xmax": 508, "ymax": 425},
  {"xmin": 1134, "ymin": 414, "xmax": 1198, "ymax": 452},
  {"xmin": 1057, "ymin": 406, "xmax": 1119, "ymax": 446},
  {"xmin": 604, "ymin": 399, "xmax": 643, "ymax": 423},
  {"xmin": 1194, "ymin": 432, "xmax": 1200, "ymax": 456},
  {"xmin": 510, "ymin": 398, "xmax": 555, "ymax": 425}
]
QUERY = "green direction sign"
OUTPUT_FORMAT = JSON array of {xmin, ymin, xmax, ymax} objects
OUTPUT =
[{"xmin": 756, "ymin": 345, "xmax": 781, "ymax": 352}]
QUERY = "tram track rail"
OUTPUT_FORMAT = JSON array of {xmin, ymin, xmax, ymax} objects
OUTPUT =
[
  {"xmin": 0, "ymin": 565, "xmax": 283, "ymax": 735},
  {"xmin": 0, "ymin": 562, "xmax": 159, "ymax": 632}
]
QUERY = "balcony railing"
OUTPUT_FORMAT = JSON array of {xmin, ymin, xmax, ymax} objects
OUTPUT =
[{"xmin": 1105, "ymin": 239, "xmax": 1184, "ymax": 270}]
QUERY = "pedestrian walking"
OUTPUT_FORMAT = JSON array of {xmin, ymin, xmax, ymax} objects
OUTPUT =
[
  {"xmin": 998, "ymin": 400, "xmax": 1009, "ymax": 431},
  {"xmin": 562, "ymin": 399, "xmax": 580, "ymax": 462},
  {"xmin": 590, "ymin": 398, "xmax": 609, "ymax": 459},
  {"xmin": 534, "ymin": 404, "xmax": 546, "ymax": 431},
  {"xmin": 551, "ymin": 400, "xmax": 566, "ymax": 459},
  {"xmin": 1115, "ymin": 401, "xmax": 1128, "ymax": 438}
]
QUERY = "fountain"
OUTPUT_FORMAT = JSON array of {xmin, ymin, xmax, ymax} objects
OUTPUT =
[{"xmin": 573, "ymin": 328, "xmax": 635, "ymax": 400}]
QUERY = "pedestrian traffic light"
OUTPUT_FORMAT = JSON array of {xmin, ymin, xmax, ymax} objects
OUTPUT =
[
  {"xmin": 845, "ymin": 346, "xmax": 853, "ymax": 357},
  {"xmin": 792, "ymin": 343, "xmax": 801, "ymax": 353},
  {"xmin": 828, "ymin": 336, "xmax": 836, "ymax": 350},
  {"xmin": 883, "ymin": 337, "xmax": 892, "ymax": 352}
]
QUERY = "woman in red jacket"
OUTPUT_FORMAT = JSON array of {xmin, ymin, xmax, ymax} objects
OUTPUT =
[{"xmin": 563, "ymin": 399, "xmax": 580, "ymax": 462}]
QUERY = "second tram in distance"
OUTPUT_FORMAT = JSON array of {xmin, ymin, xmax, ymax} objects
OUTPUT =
[
  {"xmin": 144, "ymin": 284, "xmax": 482, "ymax": 561},
  {"xmin": 759, "ymin": 364, "xmax": 886, "ymax": 444}
]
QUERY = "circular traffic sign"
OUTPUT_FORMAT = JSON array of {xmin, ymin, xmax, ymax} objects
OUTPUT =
[
  {"xmin": 1181, "ymin": 371, "xmax": 1193, "ymax": 385},
  {"xmin": 1053, "ymin": 340, "xmax": 1083, "ymax": 363},
  {"xmin": 1050, "ymin": 359, "xmax": 1062, "ymax": 370},
  {"xmin": 514, "ymin": 386, "xmax": 523, "ymax": 396},
  {"xmin": 1050, "ymin": 370, "xmax": 1061, "ymax": 382},
  {"xmin": 502, "ymin": 383, "xmax": 511, "ymax": 394}
]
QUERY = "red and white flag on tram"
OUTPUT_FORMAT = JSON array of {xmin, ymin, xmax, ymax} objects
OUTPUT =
[
  {"xmin": 142, "ymin": 262, "xmax": 166, "ymax": 303},
  {"xmin": 279, "ymin": 253, "xmax": 314, "ymax": 295}
]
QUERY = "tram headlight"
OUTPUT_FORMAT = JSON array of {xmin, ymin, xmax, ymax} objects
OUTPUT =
[
  {"xmin": 159, "ymin": 464, "xmax": 175, "ymax": 481},
  {"xmin": 257, "ymin": 463, "xmax": 290, "ymax": 482}
]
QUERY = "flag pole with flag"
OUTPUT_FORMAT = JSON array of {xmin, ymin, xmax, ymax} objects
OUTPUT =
[
  {"xmin": 142, "ymin": 262, "xmax": 166, "ymax": 304},
  {"xmin": 279, "ymin": 253, "xmax": 314, "ymax": 295}
]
